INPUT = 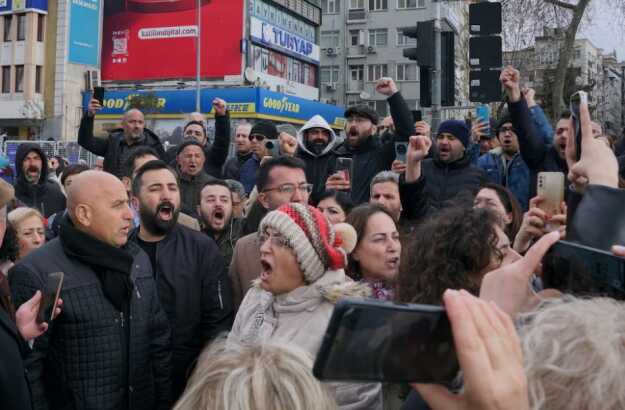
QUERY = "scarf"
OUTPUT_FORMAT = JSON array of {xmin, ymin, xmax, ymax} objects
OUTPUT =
[
  {"xmin": 59, "ymin": 216, "xmax": 134, "ymax": 311},
  {"xmin": 364, "ymin": 279, "xmax": 394, "ymax": 301}
]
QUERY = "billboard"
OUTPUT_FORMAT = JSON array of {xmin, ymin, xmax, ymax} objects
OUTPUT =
[
  {"xmin": 68, "ymin": 0, "xmax": 100, "ymax": 66},
  {"xmin": 249, "ymin": 16, "xmax": 320, "ymax": 65},
  {"xmin": 0, "ymin": 0, "xmax": 47, "ymax": 13},
  {"xmin": 101, "ymin": 0, "xmax": 244, "ymax": 81}
]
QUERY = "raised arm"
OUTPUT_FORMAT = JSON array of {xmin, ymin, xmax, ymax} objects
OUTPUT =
[
  {"xmin": 210, "ymin": 98, "xmax": 231, "ymax": 169},
  {"xmin": 77, "ymin": 99, "xmax": 108, "ymax": 156}
]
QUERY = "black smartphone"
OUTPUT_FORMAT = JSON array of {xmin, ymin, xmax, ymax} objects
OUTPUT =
[
  {"xmin": 569, "ymin": 91, "xmax": 587, "ymax": 161},
  {"xmin": 37, "ymin": 272, "xmax": 64, "ymax": 324},
  {"xmin": 335, "ymin": 157, "xmax": 353, "ymax": 185},
  {"xmin": 395, "ymin": 142, "xmax": 408, "ymax": 163},
  {"xmin": 411, "ymin": 110, "xmax": 422, "ymax": 123},
  {"xmin": 93, "ymin": 86, "xmax": 105, "ymax": 105},
  {"xmin": 313, "ymin": 298, "xmax": 459, "ymax": 384},
  {"xmin": 542, "ymin": 240, "xmax": 625, "ymax": 300},
  {"xmin": 264, "ymin": 139, "xmax": 280, "ymax": 157}
]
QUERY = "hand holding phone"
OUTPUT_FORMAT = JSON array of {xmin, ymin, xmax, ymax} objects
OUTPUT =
[
  {"xmin": 475, "ymin": 105, "xmax": 491, "ymax": 136},
  {"xmin": 325, "ymin": 157, "xmax": 352, "ymax": 192},
  {"xmin": 536, "ymin": 172, "xmax": 565, "ymax": 231},
  {"xmin": 36, "ymin": 272, "xmax": 64, "ymax": 324},
  {"xmin": 395, "ymin": 142, "xmax": 408, "ymax": 163}
]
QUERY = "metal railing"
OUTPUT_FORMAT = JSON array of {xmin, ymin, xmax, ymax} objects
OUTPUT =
[{"xmin": 2, "ymin": 140, "xmax": 99, "ymax": 168}]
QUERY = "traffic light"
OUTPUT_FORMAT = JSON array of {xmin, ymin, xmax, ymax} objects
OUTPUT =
[
  {"xmin": 469, "ymin": 2, "xmax": 502, "ymax": 103},
  {"xmin": 402, "ymin": 20, "xmax": 435, "ymax": 67}
]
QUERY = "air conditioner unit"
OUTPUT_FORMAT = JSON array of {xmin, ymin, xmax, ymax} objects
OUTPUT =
[
  {"xmin": 367, "ymin": 46, "xmax": 376, "ymax": 54},
  {"xmin": 85, "ymin": 70, "xmax": 100, "ymax": 90},
  {"xmin": 326, "ymin": 48, "xmax": 336, "ymax": 56},
  {"xmin": 326, "ymin": 83, "xmax": 337, "ymax": 91}
]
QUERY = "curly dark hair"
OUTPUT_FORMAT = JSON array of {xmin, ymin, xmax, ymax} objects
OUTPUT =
[
  {"xmin": 0, "ymin": 223, "xmax": 19, "ymax": 263},
  {"xmin": 395, "ymin": 206, "xmax": 501, "ymax": 305}
]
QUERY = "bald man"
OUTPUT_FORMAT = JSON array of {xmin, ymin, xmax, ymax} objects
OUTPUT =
[
  {"xmin": 79, "ymin": 98, "xmax": 166, "ymax": 178},
  {"xmin": 9, "ymin": 171, "xmax": 172, "ymax": 410}
]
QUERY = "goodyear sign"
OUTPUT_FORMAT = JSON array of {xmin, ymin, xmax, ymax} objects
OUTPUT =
[{"xmin": 83, "ymin": 87, "xmax": 344, "ymax": 128}]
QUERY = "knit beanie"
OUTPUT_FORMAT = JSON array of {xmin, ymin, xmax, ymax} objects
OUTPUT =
[
  {"xmin": 259, "ymin": 203, "xmax": 357, "ymax": 283},
  {"xmin": 437, "ymin": 120, "xmax": 471, "ymax": 148},
  {"xmin": 250, "ymin": 121, "xmax": 278, "ymax": 140}
]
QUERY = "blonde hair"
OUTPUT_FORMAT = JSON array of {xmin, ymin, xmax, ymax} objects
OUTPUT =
[
  {"xmin": 8, "ymin": 207, "xmax": 44, "ymax": 230},
  {"xmin": 520, "ymin": 297, "xmax": 625, "ymax": 410},
  {"xmin": 174, "ymin": 338, "xmax": 337, "ymax": 410}
]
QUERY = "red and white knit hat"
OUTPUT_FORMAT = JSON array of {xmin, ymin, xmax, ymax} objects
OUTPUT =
[{"xmin": 259, "ymin": 203, "xmax": 357, "ymax": 283}]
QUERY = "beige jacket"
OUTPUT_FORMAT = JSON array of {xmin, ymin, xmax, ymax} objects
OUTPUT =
[
  {"xmin": 228, "ymin": 270, "xmax": 383, "ymax": 410},
  {"xmin": 228, "ymin": 232, "xmax": 261, "ymax": 310}
]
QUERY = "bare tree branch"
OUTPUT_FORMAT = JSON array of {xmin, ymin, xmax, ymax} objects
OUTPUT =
[{"xmin": 544, "ymin": 0, "xmax": 578, "ymax": 11}]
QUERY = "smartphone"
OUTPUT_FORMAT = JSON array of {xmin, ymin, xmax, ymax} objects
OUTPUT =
[
  {"xmin": 476, "ymin": 105, "xmax": 491, "ymax": 136},
  {"xmin": 93, "ymin": 86, "xmax": 105, "ymax": 105},
  {"xmin": 542, "ymin": 240, "xmax": 625, "ymax": 300},
  {"xmin": 264, "ymin": 139, "xmax": 280, "ymax": 157},
  {"xmin": 313, "ymin": 298, "xmax": 459, "ymax": 384},
  {"xmin": 335, "ymin": 157, "xmax": 353, "ymax": 185},
  {"xmin": 570, "ymin": 91, "xmax": 587, "ymax": 161},
  {"xmin": 395, "ymin": 142, "xmax": 408, "ymax": 163},
  {"xmin": 536, "ymin": 172, "xmax": 564, "ymax": 231},
  {"xmin": 411, "ymin": 110, "xmax": 422, "ymax": 123},
  {"xmin": 36, "ymin": 272, "xmax": 64, "ymax": 324}
]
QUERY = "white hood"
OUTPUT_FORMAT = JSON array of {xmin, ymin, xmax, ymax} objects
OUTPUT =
[{"xmin": 297, "ymin": 115, "xmax": 338, "ymax": 157}]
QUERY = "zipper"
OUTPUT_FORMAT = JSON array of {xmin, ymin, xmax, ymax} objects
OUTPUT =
[{"xmin": 217, "ymin": 280, "xmax": 224, "ymax": 310}]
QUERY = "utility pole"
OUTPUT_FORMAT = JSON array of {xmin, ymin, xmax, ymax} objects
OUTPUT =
[
  {"xmin": 195, "ymin": 0, "xmax": 201, "ymax": 113},
  {"xmin": 431, "ymin": 0, "xmax": 443, "ymax": 134}
]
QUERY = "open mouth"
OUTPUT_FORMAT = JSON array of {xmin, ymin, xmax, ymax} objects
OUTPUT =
[
  {"xmin": 213, "ymin": 210, "xmax": 225, "ymax": 223},
  {"xmin": 157, "ymin": 204, "xmax": 174, "ymax": 221},
  {"xmin": 386, "ymin": 257, "xmax": 400, "ymax": 269},
  {"xmin": 260, "ymin": 258, "xmax": 273, "ymax": 281}
]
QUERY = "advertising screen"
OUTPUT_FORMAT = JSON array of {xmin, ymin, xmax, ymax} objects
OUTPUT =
[
  {"xmin": 101, "ymin": 0, "xmax": 243, "ymax": 81},
  {"xmin": 68, "ymin": 0, "xmax": 100, "ymax": 66}
]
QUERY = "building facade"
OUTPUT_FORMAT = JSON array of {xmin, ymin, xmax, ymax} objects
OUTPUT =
[{"xmin": 318, "ymin": 0, "xmax": 469, "ymax": 116}]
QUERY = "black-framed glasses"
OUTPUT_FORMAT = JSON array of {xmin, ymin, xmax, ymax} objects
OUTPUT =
[
  {"xmin": 262, "ymin": 183, "xmax": 313, "ymax": 195},
  {"xmin": 249, "ymin": 134, "xmax": 265, "ymax": 141}
]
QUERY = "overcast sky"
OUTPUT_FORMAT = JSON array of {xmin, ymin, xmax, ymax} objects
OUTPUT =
[{"xmin": 579, "ymin": 3, "xmax": 625, "ymax": 60}]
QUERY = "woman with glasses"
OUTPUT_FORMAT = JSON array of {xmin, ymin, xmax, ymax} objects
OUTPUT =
[{"xmin": 228, "ymin": 203, "xmax": 382, "ymax": 409}]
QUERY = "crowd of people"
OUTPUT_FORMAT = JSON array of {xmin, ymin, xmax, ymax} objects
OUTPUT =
[{"xmin": 1, "ymin": 69, "xmax": 625, "ymax": 410}]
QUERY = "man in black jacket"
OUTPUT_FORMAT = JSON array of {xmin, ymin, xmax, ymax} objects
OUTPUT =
[
  {"xmin": 326, "ymin": 77, "xmax": 414, "ymax": 204},
  {"xmin": 79, "ymin": 99, "xmax": 165, "ymax": 178},
  {"xmin": 128, "ymin": 160, "xmax": 233, "ymax": 399},
  {"xmin": 14, "ymin": 143, "xmax": 66, "ymax": 217},
  {"xmin": 222, "ymin": 122, "xmax": 253, "ymax": 180},
  {"xmin": 10, "ymin": 170, "xmax": 172, "ymax": 410},
  {"xmin": 165, "ymin": 99, "xmax": 231, "ymax": 178}
]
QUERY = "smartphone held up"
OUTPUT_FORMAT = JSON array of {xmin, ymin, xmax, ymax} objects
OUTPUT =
[{"xmin": 36, "ymin": 272, "xmax": 64, "ymax": 324}]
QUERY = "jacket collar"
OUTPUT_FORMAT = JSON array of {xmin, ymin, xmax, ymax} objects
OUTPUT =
[{"xmin": 433, "ymin": 151, "xmax": 472, "ymax": 169}]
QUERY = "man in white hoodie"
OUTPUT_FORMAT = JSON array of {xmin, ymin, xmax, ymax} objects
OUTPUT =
[{"xmin": 296, "ymin": 114, "xmax": 340, "ymax": 202}]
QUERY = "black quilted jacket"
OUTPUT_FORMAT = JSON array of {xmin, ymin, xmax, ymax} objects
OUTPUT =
[{"xmin": 9, "ymin": 239, "xmax": 172, "ymax": 410}]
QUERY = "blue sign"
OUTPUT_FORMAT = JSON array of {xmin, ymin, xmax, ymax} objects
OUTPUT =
[
  {"xmin": 68, "ymin": 0, "xmax": 100, "ymax": 66},
  {"xmin": 250, "ymin": 17, "xmax": 320, "ymax": 65},
  {"xmin": 0, "ymin": 0, "xmax": 47, "ymax": 13},
  {"xmin": 82, "ymin": 87, "xmax": 345, "ymax": 128}
]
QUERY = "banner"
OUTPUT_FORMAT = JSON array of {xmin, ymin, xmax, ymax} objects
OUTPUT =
[
  {"xmin": 101, "ymin": 0, "xmax": 243, "ymax": 81},
  {"xmin": 0, "ymin": 0, "xmax": 47, "ymax": 13},
  {"xmin": 249, "ymin": 16, "xmax": 320, "ymax": 65},
  {"xmin": 68, "ymin": 0, "xmax": 100, "ymax": 66}
]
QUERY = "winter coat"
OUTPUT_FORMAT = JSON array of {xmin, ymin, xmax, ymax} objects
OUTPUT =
[
  {"xmin": 204, "ymin": 217, "xmax": 243, "ymax": 269},
  {"xmin": 239, "ymin": 155, "xmax": 261, "ymax": 194},
  {"xmin": 9, "ymin": 239, "xmax": 172, "ymax": 410},
  {"xmin": 14, "ymin": 143, "xmax": 66, "ymax": 218},
  {"xmin": 478, "ymin": 148, "xmax": 531, "ymax": 211},
  {"xmin": 509, "ymin": 99, "xmax": 568, "ymax": 199},
  {"xmin": 177, "ymin": 168, "xmax": 216, "ymax": 218},
  {"xmin": 333, "ymin": 92, "xmax": 415, "ymax": 204},
  {"xmin": 228, "ymin": 232, "xmax": 261, "ymax": 311},
  {"xmin": 420, "ymin": 154, "xmax": 487, "ymax": 211},
  {"xmin": 78, "ymin": 115, "xmax": 165, "ymax": 178},
  {"xmin": 165, "ymin": 112, "xmax": 232, "ymax": 179},
  {"xmin": 296, "ymin": 115, "xmax": 341, "ymax": 202},
  {"xmin": 128, "ymin": 224, "xmax": 234, "ymax": 399},
  {"xmin": 0, "ymin": 306, "xmax": 33, "ymax": 410},
  {"xmin": 228, "ymin": 270, "xmax": 383, "ymax": 410},
  {"xmin": 222, "ymin": 151, "xmax": 253, "ymax": 181}
]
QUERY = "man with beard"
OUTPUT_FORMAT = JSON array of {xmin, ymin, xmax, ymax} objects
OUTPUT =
[
  {"xmin": 197, "ymin": 180, "xmax": 242, "ymax": 267},
  {"xmin": 295, "ymin": 115, "xmax": 340, "ymax": 202},
  {"xmin": 14, "ymin": 143, "xmax": 66, "ymax": 217},
  {"xmin": 501, "ymin": 66, "xmax": 570, "ymax": 199},
  {"xmin": 176, "ymin": 140, "xmax": 215, "ymax": 218},
  {"xmin": 326, "ymin": 77, "xmax": 415, "ymax": 204},
  {"xmin": 222, "ymin": 122, "xmax": 253, "ymax": 180},
  {"xmin": 10, "ymin": 171, "xmax": 172, "ymax": 410},
  {"xmin": 128, "ymin": 160, "xmax": 233, "ymax": 399},
  {"xmin": 79, "ymin": 100, "xmax": 165, "ymax": 178}
]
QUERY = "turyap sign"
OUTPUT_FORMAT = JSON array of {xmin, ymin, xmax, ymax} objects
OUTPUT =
[{"xmin": 250, "ymin": 16, "xmax": 320, "ymax": 65}]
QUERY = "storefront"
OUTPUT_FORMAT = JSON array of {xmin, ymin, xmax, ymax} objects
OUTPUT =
[{"xmin": 82, "ymin": 87, "xmax": 345, "ymax": 143}]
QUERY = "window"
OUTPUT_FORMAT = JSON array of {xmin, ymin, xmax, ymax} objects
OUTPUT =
[
  {"xmin": 3, "ymin": 16, "xmax": 11, "ymax": 42},
  {"xmin": 321, "ymin": 31, "xmax": 340, "ymax": 48},
  {"xmin": 37, "ymin": 14, "xmax": 44, "ymax": 42},
  {"xmin": 396, "ymin": 28, "xmax": 417, "ymax": 46},
  {"xmin": 1, "ymin": 66, "xmax": 10, "ymax": 93},
  {"xmin": 324, "ymin": 0, "xmax": 340, "ymax": 13},
  {"xmin": 350, "ymin": 64, "xmax": 364, "ymax": 80},
  {"xmin": 397, "ymin": 0, "xmax": 424, "ymax": 9},
  {"xmin": 16, "ymin": 14, "xmax": 25, "ymax": 41},
  {"xmin": 35, "ymin": 65, "xmax": 42, "ymax": 93},
  {"xmin": 367, "ymin": 64, "xmax": 388, "ymax": 82},
  {"xmin": 369, "ymin": 0, "xmax": 387, "ymax": 11},
  {"xmin": 350, "ymin": 29, "xmax": 363, "ymax": 46},
  {"xmin": 366, "ymin": 100, "xmax": 388, "ymax": 115},
  {"xmin": 396, "ymin": 63, "xmax": 417, "ymax": 81},
  {"xmin": 368, "ymin": 29, "xmax": 387, "ymax": 46},
  {"xmin": 349, "ymin": 0, "xmax": 364, "ymax": 9},
  {"xmin": 320, "ymin": 66, "xmax": 340, "ymax": 83},
  {"xmin": 14, "ymin": 65, "xmax": 24, "ymax": 92}
]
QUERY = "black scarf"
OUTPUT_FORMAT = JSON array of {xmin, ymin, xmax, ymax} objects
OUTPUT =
[{"xmin": 59, "ymin": 216, "xmax": 134, "ymax": 311}]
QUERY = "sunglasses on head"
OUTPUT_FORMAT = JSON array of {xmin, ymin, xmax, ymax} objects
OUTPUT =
[{"xmin": 249, "ymin": 134, "xmax": 265, "ymax": 141}]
